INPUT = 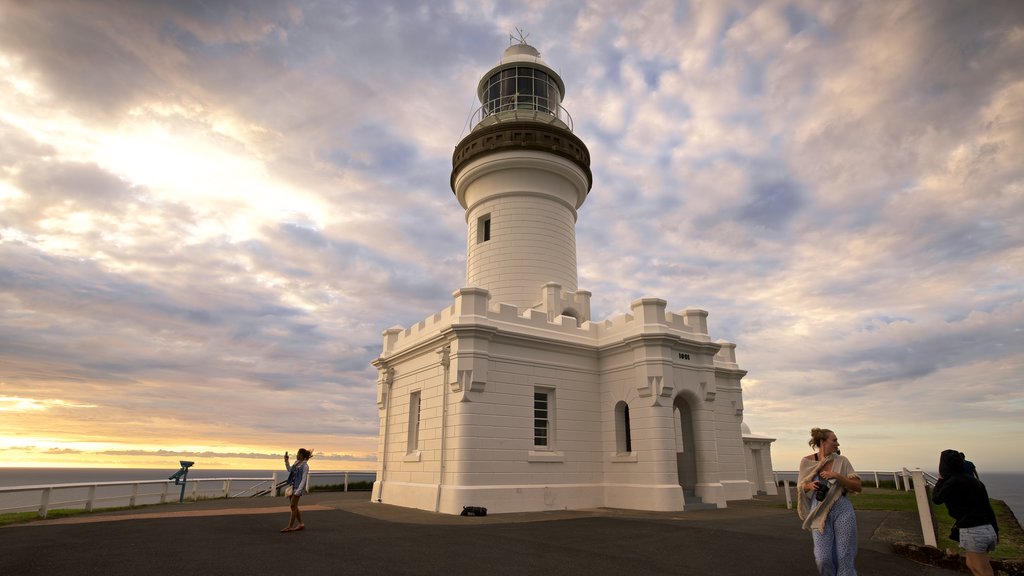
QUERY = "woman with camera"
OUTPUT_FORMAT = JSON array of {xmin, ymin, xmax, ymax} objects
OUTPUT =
[
  {"xmin": 281, "ymin": 448, "xmax": 312, "ymax": 533},
  {"xmin": 797, "ymin": 428, "xmax": 862, "ymax": 575}
]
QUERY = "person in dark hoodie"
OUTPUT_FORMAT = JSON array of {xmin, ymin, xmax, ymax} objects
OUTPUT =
[{"xmin": 932, "ymin": 449, "xmax": 998, "ymax": 576}]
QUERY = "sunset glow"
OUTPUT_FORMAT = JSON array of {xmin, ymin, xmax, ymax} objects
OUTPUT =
[{"xmin": 1, "ymin": 1, "xmax": 1022, "ymax": 474}]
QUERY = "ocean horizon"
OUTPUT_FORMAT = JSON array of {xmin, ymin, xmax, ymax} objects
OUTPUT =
[{"xmin": 2, "ymin": 467, "xmax": 1020, "ymax": 522}]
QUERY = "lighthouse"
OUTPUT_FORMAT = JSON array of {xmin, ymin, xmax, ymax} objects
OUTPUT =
[
  {"xmin": 371, "ymin": 38, "xmax": 775, "ymax": 515},
  {"xmin": 452, "ymin": 41, "xmax": 592, "ymax": 315}
]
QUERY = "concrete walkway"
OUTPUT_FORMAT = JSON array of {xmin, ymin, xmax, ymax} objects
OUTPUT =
[{"xmin": 1, "ymin": 491, "xmax": 962, "ymax": 576}]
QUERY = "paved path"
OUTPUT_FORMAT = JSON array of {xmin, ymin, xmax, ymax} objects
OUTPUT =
[{"xmin": 1, "ymin": 492, "xmax": 961, "ymax": 576}]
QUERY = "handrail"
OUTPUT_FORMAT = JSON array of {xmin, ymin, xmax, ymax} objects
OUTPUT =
[
  {"xmin": 774, "ymin": 468, "xmax": 940, "ymax": 547},
  {"xmin": 0, "ymin": 477, "xmax": 274, "ymax": 518},
  {"xmin": 773, "ymin": 469, "xmax": 911, "ymax": 510},
  {"xmin": 0, "ymin": 478, "xmax": 266, "ymax": 493},
  {"xmin": 773, "ymin": 469, "xmax": 911, "ymax": 490},
  {"xmin": 0, "ymin": 470, "xmax": 376, "ymax": 519},
  {"xmin": 906, "ymin": 469, "xmax": 939, "ymax": 547},
  {"xmin": 459, "ymin": 100, "xmax": 575, "ymax": 140},
  {"xmin": 903, "ymin": 467, "xmax": 938, "ymax": 487}
]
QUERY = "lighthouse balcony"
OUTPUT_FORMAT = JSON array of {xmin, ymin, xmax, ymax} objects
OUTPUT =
[{"xmin": 467, "ymin": 97, "xmax": 574, "ymax": 133}]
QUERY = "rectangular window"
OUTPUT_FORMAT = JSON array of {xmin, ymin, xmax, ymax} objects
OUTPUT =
[
  {"xmin": 534, "ymin": 390, "xmax": 551, "ymax": 448},
  {"xmin": 486, "ymin": 75, "xmax": 500, "ymax": 113},
  {"xmin": 407, "ymin": 391, "xmax": 421, "ymax": 453},
  {"xmin": 477, "ymin": 214, "xmax": 491, "ymax": 243},
  {"xmin": 501, "ymin": 69, "xmax": 516, "ymax": 109}
]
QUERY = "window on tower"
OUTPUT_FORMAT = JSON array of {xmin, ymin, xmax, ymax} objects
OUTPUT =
[{"xmin": 477, "ymin": 214, "xmax": 491, "ymax": 243}]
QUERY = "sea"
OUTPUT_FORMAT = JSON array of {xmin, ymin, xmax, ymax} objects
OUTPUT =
[{"xmin": 0, "ymin": 468, "xmax": 376, "ymax": 514}]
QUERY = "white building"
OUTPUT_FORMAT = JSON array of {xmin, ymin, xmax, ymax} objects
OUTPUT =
[{"xmin": 371, "ymin": 40, "xmax": 775, "ymax": 515}]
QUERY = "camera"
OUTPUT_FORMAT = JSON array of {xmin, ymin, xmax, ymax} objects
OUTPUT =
[{"xmin": 814, "ymin": 479, "xmax": 835, "ymax": 501}]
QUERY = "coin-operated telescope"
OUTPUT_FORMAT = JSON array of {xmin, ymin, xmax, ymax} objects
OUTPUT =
[{"xmin": 168, "ymin": 461, "xmax": 195, "ymax": 503}]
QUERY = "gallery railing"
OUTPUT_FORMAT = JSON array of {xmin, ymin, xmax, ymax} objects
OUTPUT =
[
  {"xmin": 0, "ymin": 470, "xmax": 376, "ymax": 519},
  {"xmin": 460, "ymin": 97, "xmax": 575, "ymax": 138},
  {"xmin": 774, "ymin": 468, "xmax": 939, "ymax": 547}
]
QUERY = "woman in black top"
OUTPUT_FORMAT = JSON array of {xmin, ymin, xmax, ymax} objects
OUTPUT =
[{"xmin": 932, "ymin": 450, "xmax": 998, "ymax": 576}]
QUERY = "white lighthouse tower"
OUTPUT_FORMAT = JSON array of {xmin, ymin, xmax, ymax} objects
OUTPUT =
[
  {"xmin": 452, "ymin": 40, "xmax": 592, "ymax": 316},
  {"xmin": 371, "ymin": 38, "xmax": 775, "ymax": 515}
]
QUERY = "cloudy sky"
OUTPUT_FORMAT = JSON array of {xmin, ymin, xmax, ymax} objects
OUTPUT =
[{"xmin": 1, "ymin": 0, "xmax": 1021, "ymax": 475}]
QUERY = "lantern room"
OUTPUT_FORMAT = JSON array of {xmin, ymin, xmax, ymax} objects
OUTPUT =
[{"xmin": 470, "ymin": 42, "xmax": 573, "ymax": 131}]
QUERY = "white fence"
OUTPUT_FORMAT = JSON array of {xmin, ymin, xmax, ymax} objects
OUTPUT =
[
  {"xmin": 773, "ymin": 468, "xmax": 939, "ymax": 547},
  {"xmin": 773, "ymin": 469, "xmax": 914, "ymax": 491},
  {"xmin": 0, "ymin": 470, "xmax": 376, "ymax": 519}
]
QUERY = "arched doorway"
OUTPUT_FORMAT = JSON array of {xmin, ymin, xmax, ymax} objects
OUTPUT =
[{"xmin": 673, "ymin": 396, "xmax": 697, "ymax": 490}]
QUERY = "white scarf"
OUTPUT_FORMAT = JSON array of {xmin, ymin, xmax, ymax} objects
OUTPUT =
[{"xmin": 797, "ymin": 453, "xmax": 858, "ymax": 532}]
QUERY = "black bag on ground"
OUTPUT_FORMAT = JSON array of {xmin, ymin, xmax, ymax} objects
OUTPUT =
[{"xmin": 461, "ymin": 506, "xmax": 487, "ymax": 516}]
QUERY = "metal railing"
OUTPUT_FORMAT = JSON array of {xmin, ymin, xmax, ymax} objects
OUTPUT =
[
  {"xmin": 0, "ymin": 470, "xmax": 376, "ymax": 519},
  {"xmin": 773, "ymin": 469, "xmax": 911, "ymax": 492},
  {"xmin": 903, "ymin": 467, "xmax": 938, "ymax": 488},
  {"xmin": 903, "ymin": 468, "xmax": 939, "ymax": 547},
  {"xmin": 461, "ymin": 98, "xmax": 575, "ymax": 138},
  {"xmin": 773, "ymin": 468, "xmax": 939, "ymax": 547}
]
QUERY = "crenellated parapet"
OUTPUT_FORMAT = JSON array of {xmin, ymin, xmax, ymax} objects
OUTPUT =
[
  {"xmin": 379, "ymin": 286, "xmax": 598, "ymax": 358},
  {"xmin": 379, "ymin": 285, "xmax": 739, "ymax": 365},
  {"xmin": 537, "ymin": 282, "xmax": 591, "ymax": 323},
  {"xmin": 714, "ymin": 340, "xmax": 739, "ymax": 367}
]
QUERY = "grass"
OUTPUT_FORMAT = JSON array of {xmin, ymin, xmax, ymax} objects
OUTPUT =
[
  {"xmin": 311, "ymin": 481, "xmax": 373, "ymax": 492},
  {"xmin": 849, "ymin": 487, "xmax": 919, "ymax": 512},
  {"xmin": 932, "ymin": 498, "xmax": 1024, "ymax": 561},
  {"xmin": 855, "ymin": 488, "xmax": 1024, "ymax": 560},
  {"xmin": 777, "ymin": 484, "xmax": 1024, "ymax": 560}
]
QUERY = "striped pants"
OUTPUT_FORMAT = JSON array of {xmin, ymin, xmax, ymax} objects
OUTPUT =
[{"xmin": 811, "ymin": 496, "xmax": 858, "ymax": 575}]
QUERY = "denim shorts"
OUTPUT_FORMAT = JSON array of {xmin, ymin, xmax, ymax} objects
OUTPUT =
[{"xmin": 959, "ymin": 524, "xmax": 998, "ymax": 553}]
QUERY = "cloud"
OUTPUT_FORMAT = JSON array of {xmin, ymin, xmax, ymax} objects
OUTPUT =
[
  {"xmin": 0, "ymin": 396, "xmax": 97, "ymax": 412},
  {"xmin": 46, "ymin": 448, "xmax": 84, "ymax": 454},
  {"xmin": 0, "ymin": 0, "xmax": 1022, "ymax": 474}
]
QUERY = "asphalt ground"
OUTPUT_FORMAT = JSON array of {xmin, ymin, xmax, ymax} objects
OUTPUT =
[{"xmin": 1, "ymin": 491, "xmax": 962, "ymax": 576}]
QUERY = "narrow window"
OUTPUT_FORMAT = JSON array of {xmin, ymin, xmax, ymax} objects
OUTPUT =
[
  {"xmin": 501, "ymin": 69, "xmax": 516, "ymax": 110},
  {"xmin": 477, "ymin": 214, "xmax": 491, "ymax": 243},
  {"xmin": 535, "ymin": 70, "xmax": 550, "ymax": 113},
  {"xmin": 624, "ymin": 404, "xmax": 632, "ymax": 453},
  {"xmin": 534, "ymin": 390, "xmax": 551, "ymax": 448},
  {"xmin": 486, "ymin": 74, "xmax": 500, "ymax": 114},
  {"xmin": 407, "ymin": 391, "xmax": 421, "ymax": 453},
  {"xmin": 673, "ymin": 406, "xmax": 685, "ymax": 452},
  {"xmin": 517, "ymin": 69, "xmax": 533, "ymax": 109},
  {"xmin": 615, "ymin": 401, "xmax": 632, "ymax": 453}
]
